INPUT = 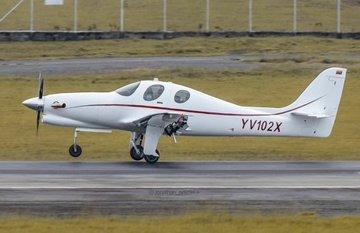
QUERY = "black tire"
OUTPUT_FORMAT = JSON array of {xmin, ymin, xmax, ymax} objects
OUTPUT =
[
  {"xmin": 130, "ymin": 146, "xmax": 144, "ymax": 161},
  {"xmin": 144, "ymin": 149, "xmax": 160, "ymax": 164},
  {"xmin": 69, "ymin": 144, "xmax": 82, "ymax": 157}
]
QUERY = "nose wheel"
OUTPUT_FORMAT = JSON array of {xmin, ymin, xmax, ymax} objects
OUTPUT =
[{"xmin": 69, "ymin": 144, "xmax": 82, "ymax": 157}]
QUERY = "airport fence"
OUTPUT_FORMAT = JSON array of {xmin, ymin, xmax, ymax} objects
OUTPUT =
[{"xmin": 0, "ymin": 0, "xmax": 359, "ymax": 33}]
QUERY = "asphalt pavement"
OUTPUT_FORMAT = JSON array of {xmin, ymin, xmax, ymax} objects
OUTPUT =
[
  {"xmin": 0, "ymin": 56, "xmax": 256, "ymax": 75},
  {"xmin": 0, "ymin": 161, "xmax": 359, "ymax": 216}
]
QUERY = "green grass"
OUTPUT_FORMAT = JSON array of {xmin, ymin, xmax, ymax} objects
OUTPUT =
[
  {"xmin": 1, "ymin": 0, "xmax": 359, "ymax": 32},
  {"xmin": 0, "ymin": 213, "xmax": 359, "ymax": 233},
  {"xmin": 0, "ymin": 37, "xmax": 359, "ymax": 60}
]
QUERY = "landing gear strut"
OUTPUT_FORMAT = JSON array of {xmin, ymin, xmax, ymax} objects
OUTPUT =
[
  {"xmin": 129, "ymin": 132, "xmax": 144, "ymax": 161},
  {"xmin": 69, "ymin": 129, "xmax": 82, "ymax": 157}
]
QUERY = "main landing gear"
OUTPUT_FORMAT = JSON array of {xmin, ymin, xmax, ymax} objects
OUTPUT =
[
  {"xmin": 129, "ymin": 132, "xmax": 160, "ymax": 164},
  {"xmin": 130, "ymin": 144, "xmax": 160, "ymax": 164}
]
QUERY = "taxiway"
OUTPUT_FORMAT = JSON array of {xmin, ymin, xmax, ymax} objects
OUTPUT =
[{"xmin": 0, "ymin": 56, "xmax": 256, "ymax": 75}]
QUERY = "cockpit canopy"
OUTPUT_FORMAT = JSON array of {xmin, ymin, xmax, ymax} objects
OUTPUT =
[
  {"xmin": 115, "ymin": 80, "xmax": 191, "ymax": 104},
  {"xmin": 115, "ymin": 82, "xmax": 140, "ymax": 96}
]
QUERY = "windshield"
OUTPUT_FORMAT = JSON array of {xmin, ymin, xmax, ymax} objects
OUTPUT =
[{"xmin": 115, "ymin": 82, "xmax": 140, "ymax": 96}]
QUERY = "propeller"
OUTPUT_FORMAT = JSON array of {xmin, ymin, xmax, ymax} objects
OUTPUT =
[
  {"xmin": 36, "ymin": 72, "xmax": 44, "ymax": 135},
  {"xmin": 22, "ymin": 72, "xmax": 45, "ymax": 135}
]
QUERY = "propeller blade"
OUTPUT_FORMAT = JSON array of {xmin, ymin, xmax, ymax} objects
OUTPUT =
[
  {"xmin": 36, "ymin": 72, "xmax": 44, "ymax": 136},
  {"xmin": 38, "ymin": 72, "xmax": 44, "ymax": 99},
  {"xmin": 36, "ymin": 110, "xmax": 40, "ymax": 136}
]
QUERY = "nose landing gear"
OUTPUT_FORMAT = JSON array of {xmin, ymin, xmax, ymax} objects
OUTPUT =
[
  {"xmin": 69, "ymin": 129, "xmax": 82, "ymax": 157},
  {"xmin": 68, "ymin": 128, "xmax": 112, "ymax": 158}
]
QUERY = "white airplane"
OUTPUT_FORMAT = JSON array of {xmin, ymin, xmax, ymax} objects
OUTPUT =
[{"xmin": 22, "ymin": 67, "xmax": 346, "ymax": 164}]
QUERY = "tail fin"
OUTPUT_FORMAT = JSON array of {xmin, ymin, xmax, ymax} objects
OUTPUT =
[{"xmin": 286, "ymin": 67, "xmax": 347, "ymax": 137}]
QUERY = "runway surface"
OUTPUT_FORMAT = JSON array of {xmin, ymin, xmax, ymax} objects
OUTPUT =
[
  {"xmin": 0, "ymin": 161, "xmax": 359, "ymax": 216},
  {"xmin": 0, "ymin": 56, "xmax": 256, "ymax": 75}
]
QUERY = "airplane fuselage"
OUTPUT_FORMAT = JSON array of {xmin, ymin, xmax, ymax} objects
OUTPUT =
[{"xmin": 41, "ymin": 81, "xmax": 307, "ymax": 138}]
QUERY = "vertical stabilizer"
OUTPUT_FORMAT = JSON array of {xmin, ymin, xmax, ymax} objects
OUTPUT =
[{"xmin": 287, "ymin": 67, "xmax": 347, "ymax": 137}]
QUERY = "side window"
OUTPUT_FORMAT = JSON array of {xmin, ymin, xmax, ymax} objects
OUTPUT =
[
  {"xmin": 174, "ymin": 90, "xmax": 190, "ymax": 103},
  {"xmin": 143, "ymin": 85, "xmax": 165, "ymax": 101}
]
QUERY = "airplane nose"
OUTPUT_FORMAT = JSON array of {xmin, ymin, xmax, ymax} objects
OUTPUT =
[{"xmin": 22, "ymin": 97, "xmax": 44, "ymax": 111}]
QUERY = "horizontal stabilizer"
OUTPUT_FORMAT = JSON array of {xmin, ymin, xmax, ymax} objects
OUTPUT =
[{"xmin": 291, "ymin": 111, "xmax": 331, "ymax": 119}]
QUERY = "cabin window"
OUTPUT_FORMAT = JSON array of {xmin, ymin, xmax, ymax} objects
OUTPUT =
[
  {"xmin": 143, "ymin": 85, "xmax": 165, "ymax": 101},
  {"xmin": 116, "ymin": 82, "xmax": 140, "ymax": 96},
  {"xmin": 174, "ymin": 90, "xmax": 190, "ymax": 103}
]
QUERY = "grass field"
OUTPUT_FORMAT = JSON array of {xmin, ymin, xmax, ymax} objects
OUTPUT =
[
  {"xmin": 0, "ymin": 213, "xmax": 359, "ymax": 233},
  {"xmin": 0, "ymin": 36, "xmax": 359, "ymax": 60},
  {"xmin": 1, "ymin": 0, "xmax": 359, "ymax": 32},
  {"xmin": 0, "ymin": 37, "xmax": 359, "ymax": 161}
]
